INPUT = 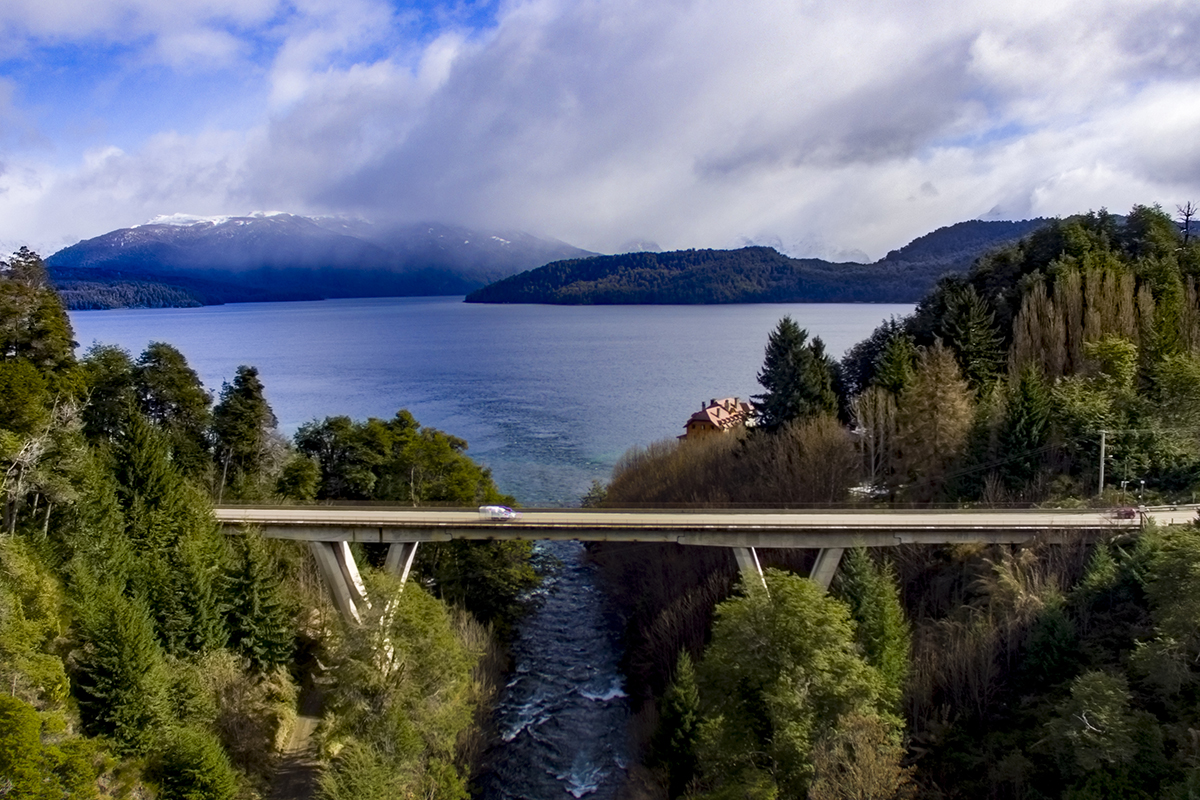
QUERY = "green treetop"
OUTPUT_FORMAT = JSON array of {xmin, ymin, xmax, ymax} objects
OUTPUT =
[{"xmin": 752, "ymin": 316, "xmax": 837, "ymax": 432}]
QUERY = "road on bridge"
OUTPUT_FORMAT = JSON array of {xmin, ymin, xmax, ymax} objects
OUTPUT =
[{"xmin": 214, "ymin": 505, "xmax": 1197, "ymax": 548}]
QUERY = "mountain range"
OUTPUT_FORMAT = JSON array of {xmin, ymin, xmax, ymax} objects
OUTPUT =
[
  {"xmin": 43, "ymin": 214, "xmax": 1049, "ymax": 309},
  {"xmin": 46, "ymin": 213, "xmax": 594, "ymax": 309},
  {"xmin": 465, "ymin": 219, "xmax": 1049, "ymax": 305}
]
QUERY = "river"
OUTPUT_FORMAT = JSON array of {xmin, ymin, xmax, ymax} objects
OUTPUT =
[{"xmin": 70, "ymin": 296, "xmax": 910, "ymax": 798}]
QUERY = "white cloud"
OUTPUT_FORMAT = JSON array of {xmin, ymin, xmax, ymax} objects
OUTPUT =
[
  {"xmin": 0, "ymin": 0, "xmax": 281, "ymax": 43},
  {"xmin": 4, "ymin": 0, "xmax": 1200, "ymax": 259}
]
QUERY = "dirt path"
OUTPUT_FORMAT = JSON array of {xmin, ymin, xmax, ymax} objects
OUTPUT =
[{"xmin": 268, "ymin": 684, "xmax": 324, "ymax": 800}]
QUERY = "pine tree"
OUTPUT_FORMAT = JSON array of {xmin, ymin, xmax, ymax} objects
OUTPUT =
[
  {"xmin": 146, "ymin": 727, "xmax": 238, "ymax": 800},
  {"xmin": 871, "ymin": 333, "xmax": 917, "ymax": 395},
  {"xmin": 752, "ymin": 316, "xmax": 837, "ymax": 431},
  {"xmin": 941, "ymin": 285, "xmax": 1004, "ymax": 391},
  {"xmin": 225, "ymin": 530, "xmax": 293, "ymax": 672},
  {"xmin": 73, "ymin": 582, "xmax": 169, "ymax": 755},
  {"xmin": 1000, "ymin": 367, "xmax": 1052, "ymax": 492}
]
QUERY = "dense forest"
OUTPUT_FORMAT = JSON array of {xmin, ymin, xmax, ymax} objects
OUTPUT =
[
  {"xmin": 46, "ymin": 263, "xmax": 478, "ymax": 310},
  {"xmin": 465, "ymin": 219, "xmax": 1046, "ymax": 305},
  {"xmin": 593, "ymin": 204, "xmax": 1200, "ymax": 799},
  {"xmin": 0, "ymin": 246, "xmax": 537, "ymax": 799}
]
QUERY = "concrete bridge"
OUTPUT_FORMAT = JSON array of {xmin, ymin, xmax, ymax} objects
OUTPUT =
[{"xmin": 214, "ymin": 505, "xmax": 1196, "ymax": 621}]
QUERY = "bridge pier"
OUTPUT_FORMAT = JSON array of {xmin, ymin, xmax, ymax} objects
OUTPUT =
[
  {"xmin": 308, "ymin": 541, "xmax": 370, "ymax": 623},
  {"xmin": 732, "ymin": 547, "xmax": 766, "ymax": 590},
  {"xmin": 734, "ymin": 546, "xmax": 844, "ymax": 591},
  {"xmin": 308, "ymin": 541, "xmax": 420, "ymax": 624},
  {"xmin": 808, "ymin": 547, "xmax": 844, "ymax": 590},
  {"xmin": 383, "ymin": 541, "xmax": 419, "ymax": 583}
]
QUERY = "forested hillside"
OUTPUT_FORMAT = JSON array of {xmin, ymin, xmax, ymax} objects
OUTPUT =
[
  {"xmin": 594, "ymin": 204, "xmax": 1200, "ymax": 799},
  {"xmin": 0, "ymin": 246, "xmax": 536, "ymax": 799},
  {"xmin": 45, "ymin": 215, "xmax": 594, "ymax": 309},
  {"xmin": 465, "ymin": 219, "xmax": 1046, "ymax": 305}
]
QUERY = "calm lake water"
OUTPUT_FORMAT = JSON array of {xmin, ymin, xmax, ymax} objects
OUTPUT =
[{"xmin": 70, "ymin": 297, "xmax": 911, "ymax": 506}]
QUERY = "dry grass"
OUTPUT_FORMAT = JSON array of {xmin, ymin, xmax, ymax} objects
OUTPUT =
[
  {"xmin": 898, "ymin": 537, "xmax": 1094, "ymax": 734},
  {"xmin": 605, "ymin": 415, "xmax": 859, "ymax": 508},
  {"xmin": 452, "ymin": 608, "xmax": 505, "ymax": 777}
]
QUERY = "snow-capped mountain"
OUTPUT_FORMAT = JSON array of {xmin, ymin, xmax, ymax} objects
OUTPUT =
[{"xmin": 46, "ymin": 213, "xmax": 595, "ymax": 308}]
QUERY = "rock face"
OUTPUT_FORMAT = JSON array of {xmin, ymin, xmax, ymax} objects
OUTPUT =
[{"xmin": 46, "ymin": 213, "xmax": 595, "ymax": 308}]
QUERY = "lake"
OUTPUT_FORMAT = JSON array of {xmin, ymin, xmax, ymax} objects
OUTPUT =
[{"xmin": 70, "ymin": 297, "xmax": 911, "ymax": 505}]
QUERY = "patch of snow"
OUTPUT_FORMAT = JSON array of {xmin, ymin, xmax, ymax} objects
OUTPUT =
[{"xmin": 138, "ymin": 211, "xmax": 289, "ymax": 228}]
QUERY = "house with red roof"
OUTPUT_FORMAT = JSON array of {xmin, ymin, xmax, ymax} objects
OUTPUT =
[{"xmin": 680, "ymin": 397, "xmax": 753, "ymax": 439}]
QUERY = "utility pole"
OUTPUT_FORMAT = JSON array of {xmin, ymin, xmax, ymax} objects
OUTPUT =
[{"xmin": 1098, "ymin": 429, "xmax": 1106, "ymax": 496}]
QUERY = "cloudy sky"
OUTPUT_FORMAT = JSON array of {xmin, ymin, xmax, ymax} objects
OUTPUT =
[{"xmin": 1, "ymin": 0, "xmax": 1199, "ymax": 260}]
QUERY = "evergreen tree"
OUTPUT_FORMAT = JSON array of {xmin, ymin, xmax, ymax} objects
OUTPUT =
[
  {"xmin": 146, "ymin": 726, "xmax": 239, "ymax": 800},
  {"xmin": 275, "ymin": 454, "xmax": 320, "ymax": 501},
  {"xmin": 871, "ymin": 332, "xmax": 917, "ymax": 395},
  {"xmin": 940, "ymin": 284, "xmax": 1003, "ymax": 390},
  {"xmin": 212, "ymin": 365, "xmax": 277, "ymax": 498},
  {"xmin": 173, "ymin": 528, "xmax": 230, "ymax": 654},
  {"xmin": 752, "ymin": 316, "xmax": 837, "ymax": 431},
  {"xmin": 0, "ymin": 695, "xmax": 59, "ymax": 799},
  {"xmin": 839, "ymin": 317, "xmax": 907, "ymax": 396},
  {"xmin": 414, "ymin": 539, "xmax": 539, "ymax": 632},
  {"xmin": 112, "ymin": 412, "xmax": 228, "ymax": 655},
  {"xmin": 225, "ymin": 530, "xmax": 293, "ymax": 672},
  {"xmin": 135, "ymin": 342, "xmax": 212, "ymax": 479},
  {"xmin": 0, "ymin": 248, "xmax": 77, "ymax": 382},
  {"xmin": 79, "ymin": 344, "xmax": 136, "ymax": 442},
  {"xmin": 834, "ymin": 548, "xmax": 910, "ymax": 712},
  {"xmin": 651, "ymin": 650, "xmax": 700, "ymax": 798},
  {"xmin": 72, "ymin": 582, "xmax": 169, "ymax": 754},
  {"xmin": 696, "ymin": 570, "xmax": 891, "ymax": 799},
  {"xmin": 1000, "ymin": 367, "xmax": 1053, "ymax": 492},
  {"xmin": 0, "ymin": 357, "xmax": 51, "ymax": 437}
]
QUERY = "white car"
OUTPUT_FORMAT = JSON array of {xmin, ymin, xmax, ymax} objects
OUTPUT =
[{"xmin": 478, "ymin": 505, "xmax": 521, "ymax": 521}]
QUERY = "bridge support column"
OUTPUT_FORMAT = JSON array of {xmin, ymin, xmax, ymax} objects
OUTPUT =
[
  {"xmin": 809, "ymin": 548, "xmax": 844, "ymax": 590},
  {"xmin": 308, "ymin": 541, "xmax": 369, "ymax": 623},
  {"xmin": 732, "ymin": 547, "xmax": 768, "ymax": 591},
  {"xmin": 383, "ymin": 541, "xmax": 419, "ymax": 585}
]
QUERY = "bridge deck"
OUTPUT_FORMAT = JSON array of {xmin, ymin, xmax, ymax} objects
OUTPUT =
[{"xmin": 214, "ymin": 506, "xmax": 1194, "ymax": 548}]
